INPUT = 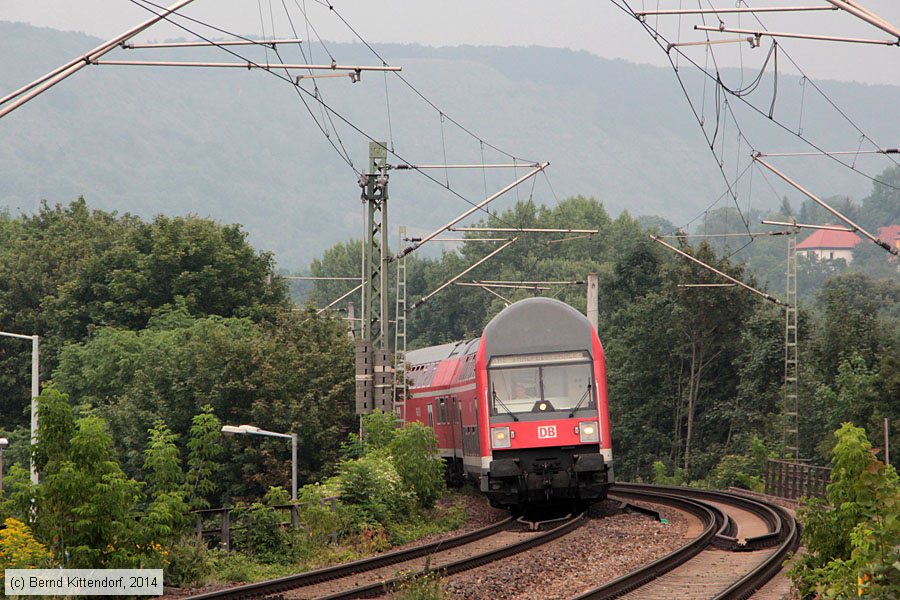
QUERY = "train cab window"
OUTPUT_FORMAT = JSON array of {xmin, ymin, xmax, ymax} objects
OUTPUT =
[{"xmin": 488, "ymin": 352, "xmax": 594, "ymax": 421}]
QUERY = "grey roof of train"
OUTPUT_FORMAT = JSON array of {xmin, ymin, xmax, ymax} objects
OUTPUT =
[
  {"xmin": 405, "ymin": 338, "xmax": 480, "ymax": 365},
  {"xmin": 483, "ymin": 297, "xmax": 593, "ymax": 358}
]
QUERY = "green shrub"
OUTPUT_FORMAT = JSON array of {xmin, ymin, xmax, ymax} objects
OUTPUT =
[
  {"xmin": 788, "ymin": 423, "xmax": 900, "ymax": 598},
  {"xmin": 231, "ymin": 503, "xmax": 290, "ymax": 562},
  {"xmin": 709, "ymin": 454, "xmax": 763, "ymax": 491},
  {"xmin": 390, "ymin": 423, "xmax": 445, "ymax": 508},
  {"xmin": 337, "ymin": 452, "xmax": 414, "ymax": 526},
  {"xmin": 391, "ymin": 568, "xmax": 444, "ymax": 600},
  {"xmin": 164, "ymin": 536, "xmax": 212, "ymax": 588},
  {"xmin": 651, "ymin": 460, "xmax": 687, "ymax": 486}
]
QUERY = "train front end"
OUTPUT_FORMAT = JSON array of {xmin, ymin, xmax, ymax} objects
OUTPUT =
[{"xmin": 476, "ymin": 298, "xmax": 612, "ymax": 509}]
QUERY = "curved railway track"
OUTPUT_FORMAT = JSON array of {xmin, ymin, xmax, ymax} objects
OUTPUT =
[
  {"xmin": 186, "ymin": 485, "xmax": 798, "ymax": 600},
  {"xmin": 574, "ymin": 484, "xmax": 799, "ymax": 600},
  {"xmin": 188, "ymin": 512, "xmax": 586, "ymax": 600}
]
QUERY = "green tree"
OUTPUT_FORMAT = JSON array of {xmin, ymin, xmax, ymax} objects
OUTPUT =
[
  {"xmin": 140, "ymin": 422, "xmax": 189, "ymax": 551},
  {"xmin": 185, "ymin": 406, "xmax": 223, "ymax": 510},
  {"xmin": 0, "ymin": 199, "xmax": 289, "ymax": 431},
  {"xmin": 790, "ymin": 423, "xmax": 900, "ymax": 598},
  {"xmin": 53, "ymin": 310, "xmax": 354, "ymax": 502},
  {"xmin": 34, "ymin": 386, "xmax": 142, "ymax": 567}
]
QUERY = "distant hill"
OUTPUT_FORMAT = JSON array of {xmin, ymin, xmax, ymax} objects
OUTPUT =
[{"xmin": 1, "ymin": 21, "xmax": 898, "ymax": 268}]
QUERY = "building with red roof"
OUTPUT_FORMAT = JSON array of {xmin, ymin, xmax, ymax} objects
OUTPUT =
[{"xmin": 796, "ymin": 227, "xmax": 862, "ymax": 263}]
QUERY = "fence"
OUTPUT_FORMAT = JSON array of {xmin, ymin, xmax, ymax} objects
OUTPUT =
[
  {"xmin": 193, "ymin": 497, "xmax": 339, "ymax": 551},
  {"xmin": 765, "ymin": 459, "xmax": 831, "ymax": 501}
]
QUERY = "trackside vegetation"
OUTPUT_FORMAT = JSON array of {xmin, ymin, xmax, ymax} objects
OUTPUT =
[
  {"xmin": 0, "ymin": 397, "xmax": 457, "ymax": 588},
  {"xmin": 789, "ymin": 424, "xmax": 900, "ymax": 598}
]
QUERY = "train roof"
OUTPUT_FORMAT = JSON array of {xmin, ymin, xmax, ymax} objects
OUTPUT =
[
  {"xmin": 405, "ymin": 338, "xmax": 479, "ymax": 367},
  {"xmin": 483, "ymin": 297, "xmax": 594, "ymax": 359}
]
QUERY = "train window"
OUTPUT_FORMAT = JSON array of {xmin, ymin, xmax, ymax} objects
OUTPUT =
[
  {"xmin": 488, "ymin": 359, "xmax": 594, "ymax": 419},
  {"xmin": 439, "ymin": 398, "xmax": 447, "ymax": 424},
  {"xmin": 427, "ymin": 404, "xmax": 434, "ymax": 427}
]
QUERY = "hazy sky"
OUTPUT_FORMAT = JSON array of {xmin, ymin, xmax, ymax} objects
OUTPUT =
[{"xmin": 5, "ymin": 1, "xmax": 900, "ymax": 86}]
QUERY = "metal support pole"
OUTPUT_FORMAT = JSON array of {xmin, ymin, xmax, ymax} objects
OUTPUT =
[
  {"xmin": 885, "ymin": 418, "xmax": 891, "ymax": 466},
  {"xmin": 291, "ymin": 433, "xmax": 299, "ymax": 529},
  {"xmin": 31, "ymin": 335, "xmax": 39, "ymax": 484},
  {"xmin": 398, "ymin": 163, "xmax": 548, "ymax": 258},
  {"xmin": 0, "ymin": 446, "xmax": 4, "ymax": 494},
  {"xmin": 649, "ymin": 235, "xmax": 786, "ymax": 305},
  {"xmin": 754, "ymin": 157, "xmax": 899, "ymax": 256},
  {"xmin": 0, "ymin": 0, "xmax": 200, "ymax": 119},
  {"xmin": 587, "ymin": 272, "xmax": 599, "ymax": 332}
]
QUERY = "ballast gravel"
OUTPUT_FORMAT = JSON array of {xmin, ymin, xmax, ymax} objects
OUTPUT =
[{"xmin": 441, "ymin": 500, "xmax": 690, "ymax": 600}]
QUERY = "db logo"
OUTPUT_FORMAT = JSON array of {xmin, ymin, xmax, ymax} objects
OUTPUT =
[{"xmin": 538, "ymin": 426, "xmax": 557, "ymax": 439}]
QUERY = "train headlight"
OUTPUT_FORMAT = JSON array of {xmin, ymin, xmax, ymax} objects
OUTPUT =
[
  {"xmin": 579, "ymin": 421, "xmax": 599, "ymax": 443},
  {"xmin": 492, "ymin": 426, "xmax": 511, "ymax": 449}
]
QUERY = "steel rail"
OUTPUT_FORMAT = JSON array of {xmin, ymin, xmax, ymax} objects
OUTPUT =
[
  {"xmin": 185, "ymin": 516, "xmax": 514, "ymax": 600},
  {"xmin": 615, "ymin": 483, "xmax": 785, "ymax": 550},
  {"xmin": 319, "ymin": 512, "xmax": 588, "ymax": 600},
  {"xmin": 713, "ymin": 501, "xmax": 801, "ymax": 600},
  {"xmin": 573, "ymin": 491, "xmax": 719, "ymax": 599},
  {"xmin": 574, "ymin": 484, "xmax": 798, "ymax": 600}
]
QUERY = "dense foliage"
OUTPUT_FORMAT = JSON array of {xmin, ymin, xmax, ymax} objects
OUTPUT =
[
  {"xmin": 790, "ymin": 424, "xmax": 900, "ymax": 597},
  {"xmin": 0, "ymin": 199, "xmax": 288, "ymax": 431},
  {"xmin": 51, "ymin": 308, "xmax": 355, "ymax": 502}
]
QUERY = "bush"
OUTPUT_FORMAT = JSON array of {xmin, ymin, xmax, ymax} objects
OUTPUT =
[
  {"xmin": 164, "ymin": 536, "xmax": 212, "ymax": 588},
  {"xmin": 231, "ymin": 503, "xmax": 290, "ymax": 562},
  {"xmin": 651, "ymin": 461, "xmax": 687, "ymax": 486},
  {"xmin": 788, "ymin": 423, "xmax": 900, "ymax": 598},
  {"xmin": 391, "ymin": 568, "xmax": 444, "ymax": 600},
  {"xmin": 337, "ymin": 452, "xmax": 414, "ymax": 526},
  {"xmin": 709, "ymin": 454, "xmax": 763, "ymax": 491},
  {"xmin": 0, "ymin": 517, "xmax": 52, "ymax": 578},
  {"xmin": 390, "ymin": 423, "xmax": 445, "ymax": 508}
]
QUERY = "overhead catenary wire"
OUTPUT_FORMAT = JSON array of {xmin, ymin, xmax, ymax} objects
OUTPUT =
[
  {"xmin": 606, "ymin": 0, "xmax": 900, "ymax": 253},
  {"xmin": 127, "ymin": 0, "xmax": 540, "ymax": 234},
  {"xmin": 319, "ymin": 1, "xmax": 540, "ymax": 165},
  {"xmin": 615, "ymin": 0, "xmax": 900, "ymax": 187},
  {"xmin": 408, "ymin": 238, "xmax": 518, "ymax": 312},
  {"xmin": 754, "ymin": 156, "xmax": 899, "ymax": 255},
  {"xmin": 650, "ymin": 234, "xmax": 786, "ymax": 305},
  {"xmin": 0, "ymin": 0, "xmax": 200, "ymax": 119}
]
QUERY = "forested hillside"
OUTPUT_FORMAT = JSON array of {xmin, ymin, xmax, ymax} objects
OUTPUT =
[
  {"xmin": 2, "ymin": 21, "xmax": 898, "ymax": 268},
  {"xmin": 310, "ymin": 188, "xmax": 900, "ymax": 482}
]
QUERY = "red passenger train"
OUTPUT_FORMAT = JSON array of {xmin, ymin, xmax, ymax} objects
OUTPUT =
[{"xmin": 401, "ymin": 297, "xmax": 613, "ymax": 509}]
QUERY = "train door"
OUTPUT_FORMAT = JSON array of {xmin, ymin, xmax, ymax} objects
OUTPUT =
[{"xmin": 451, "ymin": 396, "xmax": 463, "ymax": 456}]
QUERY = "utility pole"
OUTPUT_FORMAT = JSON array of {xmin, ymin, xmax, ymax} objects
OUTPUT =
[
  {"xmin": 783, "ymin": 233, "xmax": 800, "ymax": 460},
  {"xmin": 355, "ymin": 142, "xmax": 392, "ymax": 415},
  {"xmin": 586, "ymin": 272, "xmax": 599, "ymax": 332}
]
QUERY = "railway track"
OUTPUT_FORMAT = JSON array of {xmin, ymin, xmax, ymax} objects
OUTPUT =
[
  {"xmin": 187, "ymin": 512, "xmax": 586, "ymax": 600},
  {"xmin": 574, "ymin": 483, "xmax": 800, "ymax": 600},
  {"xmin": 187, "ymin": 485, "xmax": 797, "ymax": 600}
]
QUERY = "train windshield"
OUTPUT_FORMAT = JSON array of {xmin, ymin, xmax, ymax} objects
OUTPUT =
[{"xmin": 488, "ymin": 352, "xmax": 594, "ymax": 419}]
